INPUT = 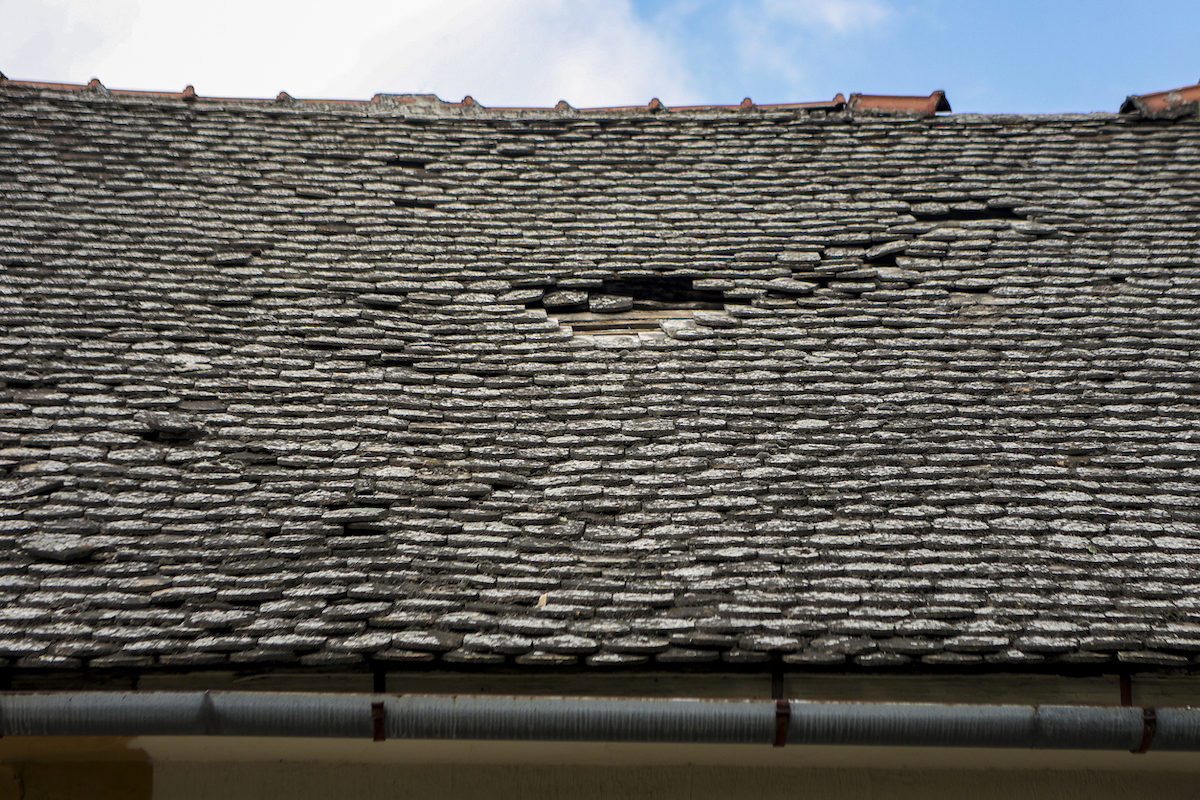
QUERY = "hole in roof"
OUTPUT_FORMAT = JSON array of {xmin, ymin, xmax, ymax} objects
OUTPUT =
[
  {"xmin": 864, "ymin": 252, "xmax": 899, "ymax": 267},
  {"xmin": 909, "ymin": 205, "xmax": 1025, "ymax": 222},
  {"xmin": 385, "ymin": 158, "xmax": 429, "ymax": 170},
  {"xmin": 139, "ymin": 429, "xmax": 204, "ymax": 446},
  {"xmin": 395, "ymin": 198, "xmax": 438, "ymax": 210},
  {"xmin": 339, "ymin": 523, "xmax": 388, "ymax": 537},
  {"xmin": 528, "ymin": 275, "xmax": 729, "ymax": 338}
]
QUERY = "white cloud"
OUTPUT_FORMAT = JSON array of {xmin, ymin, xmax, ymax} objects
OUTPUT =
[
  {"xmin": 1, "ymin": 0, "xmax": 696, "ymax": 107},
  {"xmin": 761, "ymin": 0, "xmax": 892, "ymax": 33},
  {"xmin": 726, "ymin": 0, "xmax": 894, "ymax": 98},
  {"xmin": 0, "ymin": 0, "xmax": 139, "ymax": 83},
  {"xmin": 353, "ymin": 0, "xmax": 698, "ymax": 107}
]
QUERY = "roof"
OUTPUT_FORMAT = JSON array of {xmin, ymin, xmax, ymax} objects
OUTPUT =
[{"xmin": 1, "ymin": 77, "xmax": 1199, "ymax": 684}]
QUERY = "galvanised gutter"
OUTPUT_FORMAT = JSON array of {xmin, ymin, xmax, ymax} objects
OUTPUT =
[{"xmin": 0, "ymin": 693, "xmax": 1193, "ymax": 753}]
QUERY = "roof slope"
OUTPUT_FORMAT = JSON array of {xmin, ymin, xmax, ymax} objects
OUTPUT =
[{"xmin": 1, "ymin": 84, "xmax": 1199, "ymax": 676}]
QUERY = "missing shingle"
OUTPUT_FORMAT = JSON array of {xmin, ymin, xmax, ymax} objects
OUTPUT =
[
  {"xmin": 910, "ymin": 205, "xmax": 1025, "ymax": 222},
  {"xmin": 863, "ymin": 253, "xmax": 899, "ymax": 268},
  {"xmin": 531, "ymin": 275, "xmax": 727, "ymax": 336},
  {"xmin": 139, "ymin": 429, "xmax": 204, "ymax": 445},
  {"xmin": 949, "ymin": 280, "xmax": 995, "ymax": 294},
  {"xmin": 395, "ymin": 198, "xmax": 439, "ymax": 209},
  {"xmin": 326, "ymin": 498, "xmax": 393, "ymax": 510},
  {"xmin": 295, "ymin": 186, "xmax": 335, "ymax": 199},
  {"xmin": 385, "ymin": 158, "xmax": 429, "ymax": 170},
  {"xmin": 2, "ymin": 374, "xmax": 36, "ymax": 389},
  {"xmin": 342, "ymin": 523, "xmax": 388, "ymax": 536},
  {"xmin": 3, "ymin": 260, "xmax": 48, "ymax": 274},
  {"xmin": 372, "ymin": 354, "xmax": 417, "ymax": 367},
  {"xmin": 297, "ymin": 151, "xmax": 357, "ymax": 163}
]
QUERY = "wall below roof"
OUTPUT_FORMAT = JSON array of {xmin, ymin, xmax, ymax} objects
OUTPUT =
[
  {"xmin": 5, "ymin": 734, "xmax": 1200, "ymax": 798},
  {"xmin": 0, "ymin": 762, "xmax": 150, "ymax": 800},
  {"xmin": 153, "ymin": 761, "xmax": 1200, "ymax": 800}
]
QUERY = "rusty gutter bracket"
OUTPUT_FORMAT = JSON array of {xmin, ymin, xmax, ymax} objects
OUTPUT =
[
  {"xmin": 371, "ymin": 701, "xmax": 386, "ymax": 742},
  {"xmin": 771, "ymin": 670, "xmax": 788, "ymax": 747},
  {"xmin": 1133, "ymin": 708, "xmax": 1157, "ymax": 754}
]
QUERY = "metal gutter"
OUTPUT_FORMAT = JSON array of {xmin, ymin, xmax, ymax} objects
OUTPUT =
[{"xmin": 2, "ymin": 693, "xmax": 1196, "ymax": 752}]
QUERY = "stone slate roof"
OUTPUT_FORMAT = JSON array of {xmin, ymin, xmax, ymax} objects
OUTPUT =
[{"xmin": 1, "ymin": 80, "xmax": 1199, "ymax": 676}]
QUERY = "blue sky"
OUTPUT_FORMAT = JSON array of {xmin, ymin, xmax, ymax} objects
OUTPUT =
[
  {"xmin": 638, "ymin": 0, "xmax": 1200, "ymax": 113},
  {"xmin": 2, "ymin": 0, "xmax": 1197, "ymax": 113}
]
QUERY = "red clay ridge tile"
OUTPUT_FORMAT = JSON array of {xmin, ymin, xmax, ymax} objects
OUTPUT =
[
  {"xmin": 847, "ymin": 91, "xmax": 950, "ymax": 117},
  {"xmin": 1120, "ymin": 80, "xmax": 1200, "ymax": 120}
]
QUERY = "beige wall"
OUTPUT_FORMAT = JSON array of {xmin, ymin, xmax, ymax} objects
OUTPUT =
[
  {"xmin": 0, "ymin": 737, "xmax": 151, "ymax": 800},
  {"xmin": 0, "ymin": 763, "xmax": 150, "ymax": 800},
  {"xmin": 153, "ymin": 762, "xmax": 1200, "ymax": 800},
  {"xmin": 3, "ymin": 735, "xmax": 1199, "ymax": 800}
]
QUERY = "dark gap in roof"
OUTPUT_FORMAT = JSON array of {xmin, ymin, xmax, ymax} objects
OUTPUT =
[
  {"xmin": 384, "ymin": 158, "xmax": 428, "ymax": 170},
  {"xmin": 297, "ymin": 151, "xmax": 357, "ymax": 162},
  {"xmin": 138, "ymin": 429, "xmax": 203, "ymax": 446},
  {"xmin": 601, "ymin": 277, "xmax": 726, "ymax": 307},
  {"xmin": 525, "ymin": 276, "xmax": 725, "ymax": 312},
  {"xmin": 789, "ymin": 272, "xmax": 837, "ymax": 291},
  {"xmin": 496, "ymin": 144, "xmax": 536, "ymax": 158},
  {"xmin": 295, "ymin": 186, "xmax": 335, "ymax": 200},
  {"xmin": 864, "ymin": 253, "xmax": 899, "ymax": 267},
  {"xmin": 533, "ymin": 275, "xmax": 727, "ymax": 336},
  {"xmin": 373, "ymin": 354, "xmax": 416, "ymax": 367},
  {"xmin": 343, "ymin": 523, "xmax": 388, "ymax": 535},
  {"xmin": 395, "ymin": 198, "xmax": 438, "ymax": 209},
  {"xmin": 911, "ymin": 207, "xmax": 1024, "ymax": 222},
  {"xmin": 225, "ymin": 449, "xmax": 277, "ymax": 465},
  {"xmin": 327, "ymin": 498, "xmax": 393, "ymax": 510},
  {"xmin": 4, "ymin": 261, "xmax": 49, "ymax": 274}
]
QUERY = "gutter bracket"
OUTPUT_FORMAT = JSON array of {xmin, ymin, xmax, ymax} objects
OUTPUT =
[
  {"xmin": 773, "ymin": 699, "xmax": 790, "ymax": 747},
  {"xmin": 371, "ymin": 701, "xmax": 386, "ymax": 742},
  {"xmin": 1132, "ymin": 708, "xmax": 1156, "ymax": 754}
]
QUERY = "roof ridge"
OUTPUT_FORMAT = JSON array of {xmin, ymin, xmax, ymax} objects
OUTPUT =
[{"xmin": 0, "ymin": 75, "xmax": 958, "ymax": 117}]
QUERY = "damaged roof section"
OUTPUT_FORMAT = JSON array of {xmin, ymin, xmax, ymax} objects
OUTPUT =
[{"xmin": 0, "ymin": 79, "xmax": 1199, "ymax": 677}]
